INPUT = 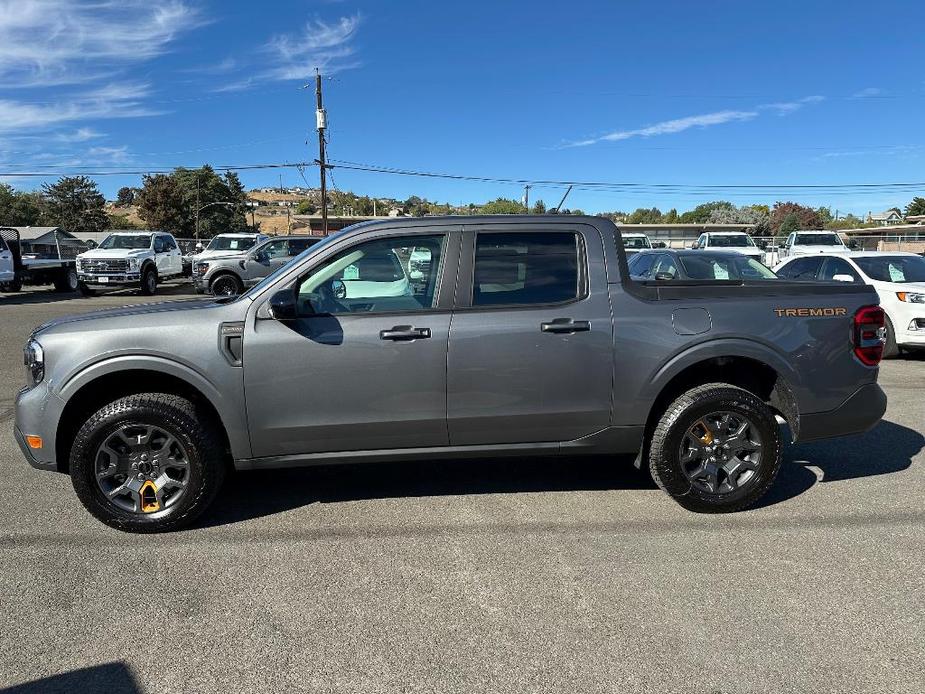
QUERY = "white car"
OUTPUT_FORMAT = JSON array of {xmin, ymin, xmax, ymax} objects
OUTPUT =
[
  {"xmin": 691, "ymin": 231, "xmax": 765, "ymax": 264},
  {"xmin": 621, "ymin": 232, "xmax": 653, "ymax": 254},
  {"xmin": 779, "ymin": 230, "xmax": 847, "ymax": 258},
  {"xmin": 774, "ymin": 251, "xmax": 925, "ymax": 356},
  {"xmin": 77, "ymin": 231, "xmax": 183, "ymax": 295}
]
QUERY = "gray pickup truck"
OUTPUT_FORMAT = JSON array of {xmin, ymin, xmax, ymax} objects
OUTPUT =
[{"xmin": 15, "ymin": 216, "xmax": 888, "ymax": 532}]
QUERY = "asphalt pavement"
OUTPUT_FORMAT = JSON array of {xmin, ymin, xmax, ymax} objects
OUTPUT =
[{"xmin": 1, "ymin": 285, "xmax": 923, "ymax": 694}]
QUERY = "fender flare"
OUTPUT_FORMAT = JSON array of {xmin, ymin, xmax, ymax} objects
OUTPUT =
[
  {"xmin": 57, "ymin": 354, "xmax": 251, "ymax": 459},
  {"xmin": 642, "ymin": 337, "xmax": 803, "ymax": 438}
]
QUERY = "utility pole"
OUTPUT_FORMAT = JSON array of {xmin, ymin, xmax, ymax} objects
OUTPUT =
[
  {"xmin": 523, "ymin": 185, "xmax": 531, "ymax": 213},
  {"xmin": 195, "ymin": 177, "xmax": 201, "ymax": 239},
  {"xmin": 279, "ymin": 174, "xmax": 283, "ymax": 194},
  {"xmin": 315, "ymin": 68, "xmax": 329, "ymax": 236}
]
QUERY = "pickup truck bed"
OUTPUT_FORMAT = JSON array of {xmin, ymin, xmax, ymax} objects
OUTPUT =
[{"xmin": 15, "ymin": 215, "xmax": 887, "ymax": 531}]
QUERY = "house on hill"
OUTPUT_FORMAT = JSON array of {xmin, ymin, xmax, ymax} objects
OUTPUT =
[{"xmin": 866, "ymin": 209, "xmax": 904, "ymax": 226}]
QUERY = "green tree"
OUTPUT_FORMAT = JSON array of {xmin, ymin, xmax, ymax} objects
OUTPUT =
[
  {"xmin": 296, "ymin": 199, "xmax": 317, "ymax": 215},
  {"xmin": 627, "ymin": 207, "xmax": 663, "ymax": 224},
  {"xmin": 136, "ymin": 174, "xmax": 187, "ymax": 233},
  {"xmin": 532, "ymin": 199, "xmax": 546, "ymax": 214},
  {"xmin": 480, "ymin": 197, "xmax": 525, "ymax": 214},
  {"xmin": 707, "ymin": 204, "xmax": 771, "ymax": 237},
  {"xmin": 680, "ymin": 200, "xmax": 734, "ymax": 223},
  {"xmin": 0, "ymin": 184, "xmax": 46, "ymax": 226},
  {"xmin": 42, "ymin": 176, "xmax": 108, "ymax": 234},
  {"xmin": 904, "ymin": 197, "xmax": 925, "ymax": 216},
  {"xmin": 116, "ymin": 186, "xmax": 138, "ymax": 206},
  {"xmin": 778, "ymin": 212, "xmax": 802, "ymax": 235},
  {"xmin": 662, "ymin": 208, "xmax": 679, "ymax": 224}
]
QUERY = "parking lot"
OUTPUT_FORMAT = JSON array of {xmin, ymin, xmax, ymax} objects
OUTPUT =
[{"xmin": 1, "ymin": 287, "xmax": 923, "ymax": 694}]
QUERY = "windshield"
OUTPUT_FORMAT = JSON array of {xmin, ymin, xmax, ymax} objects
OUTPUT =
[
  {"xmin": 795, "ymin": 233, "xmax": 843, "ymax": 246},
  {"xmin": 206, "ymin": 236, "xmax": 257, "ymax": 252},
  {"xmin": 854, "ymin": 255, "xmax": 925, "ymax": 283},
  {"xmin": 623, "ymin": 236, "xmax": 651, "ymax": 249},
  {"xmin": 238, "ymin": 231, "xmax": 346, "ymax": 301},
  {"xmin": 708, "ymin": 235, "xmax": 755, "ymax": 248},
  {"xmin": 680, "ymin": 254, "xmax": 777, "ymax": 280},
  {"xmin": 98, "ymin": 234, "xmax": 152, "ymax": 250}
]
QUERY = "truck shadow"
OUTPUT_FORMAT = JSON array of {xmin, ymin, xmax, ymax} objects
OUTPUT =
[
  {"xmin": 198, "ymin": 419, "xmax": 921, "ymax": 527},
  {"xmin": 0, "ymin": 662, "xmax": 140, "ymax": 694},
  {"xmin": 756, "ymin": 419, "xmax": 923, "ymax": 507}
]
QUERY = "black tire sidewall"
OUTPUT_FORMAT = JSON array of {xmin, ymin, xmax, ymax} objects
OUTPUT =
[
  {"xmin": 650, "ymin": 386, "xmax": 782, "ymax": 511},
  {"xmin": 210, "ymin": 274, "xmax": 242, "ymax": 296},
  {"xmin": 141, "ymin": 267, "xmax": 157, "ymax": 295},
  {"xmin": 883, "ymin": 315, "xmax": 899, "ymax": 359},
  {"xmin": 70, "ymin": 397, "xmax": 221, "ymax": 532}
]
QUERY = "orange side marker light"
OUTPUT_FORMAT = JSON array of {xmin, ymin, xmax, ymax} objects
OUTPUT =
[{"xmin": 25, "ymin": 435, "xmax": 43, "ymax": 449}]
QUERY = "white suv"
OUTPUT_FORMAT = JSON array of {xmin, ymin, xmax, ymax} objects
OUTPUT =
[
  {"xmin": 77, "ymin": 232, "xmax": 183, "ymax": 295},
  {"xmin": 691, "ymin": 232, "xmax": 765, "ymax": 263}
]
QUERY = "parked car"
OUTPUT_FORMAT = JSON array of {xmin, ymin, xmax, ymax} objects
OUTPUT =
[
  {"xmin": 778, "ymin": 230, "xmax": 847, "ymax": 258},
  {"xmin": 690, "ymin": 231, "xmax": 765, "ymax": 264},
  {"xmin": 621, "ymin": 232, "xmax": 653, "ymax": 255},
  {"xmin": 194, "ymin": 234, "xmax": 323, "ymax": 295},
  {"xmin": 15, "ymin": 216, "xmax": 888, "ymax": 532},
  {"xmin": 774, "ymin": 251, "xmax": 925, "ymax": 356},
  {"xmin": 194, "ymin": 232, "xmax": 267, "ymax": 262},
  {"xmin": 628, "ymin": 249, "xmax": 778, "ymax": 281},
  {"xmin": 77, "ymin": 232, "xmax": 183, "ymax": 295}
]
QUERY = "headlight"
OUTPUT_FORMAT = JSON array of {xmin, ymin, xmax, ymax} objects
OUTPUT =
[
  {"xmin": 196, "ymin": 262, "xmax": 209, "ymax": 275},
  {"xmin": 23, "ymin": 338, "xmax": 44, "ymax": 386},
  {"xmin": 129, "ymin": 258, "xmax": 139, "ymax": 270},
  {"xmin": 75, "ymin": 258, "xmax": 83, "ymax": 271},
  {"xmin": 897, "ymin": 292, "xmax": 925, "ymax": 304}
]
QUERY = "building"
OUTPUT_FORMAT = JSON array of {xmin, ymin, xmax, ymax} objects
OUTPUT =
[
  {"xmin": 866, "ymin": 209, "xmax": 904, "ymax": 226},
  {"xmin": 841, "ymin": 224, "xmax": 925, "ymax": 253},
  {"xmin": 0, "ymin": 226, "xmax": 88, "ymax": 258}
]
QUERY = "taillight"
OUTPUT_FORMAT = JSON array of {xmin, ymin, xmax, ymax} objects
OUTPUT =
[{"xmin": 853, "ymin": 305, "xmax": 885, "ymax": 366}]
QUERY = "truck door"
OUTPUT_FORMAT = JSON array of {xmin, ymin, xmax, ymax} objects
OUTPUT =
[
  {"xmin": 446, "ymin": 225, "xmax": 613, "ymax": 445},
  {"xmin": 153, "ymin": 235, "xmax": 171, "ymax": 276},
  {"xmin": 244, "ymin": 227, "xmax": 460, "ymax": 457},
  {"xmin": 0, "ymin": 236, "xmax": 13, "ymax": 283},
  {"xmin": 164, "ymin": 235, "xmax": 182, "ymax": 275}
]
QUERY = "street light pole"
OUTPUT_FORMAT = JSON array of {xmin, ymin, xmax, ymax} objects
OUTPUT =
[{"xmin": 195, "ymin": 201, "xmax": 235, "ymax": 240}]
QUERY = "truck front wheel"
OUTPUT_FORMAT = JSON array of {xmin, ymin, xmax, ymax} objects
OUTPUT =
[
  {"xmin": 53, "ymin": 267, "xmax": 79, "ymax": 292},
  {"xmin": 648, "ymin": 383, "xmax": 782, "ymax": 513},
  {"xmin": 69, "ymin": 393, "xmax": 226, "ymax": 532},
  {"xmin": 140, "ymin": 267, "xmax": 157, "ymax": 295}
]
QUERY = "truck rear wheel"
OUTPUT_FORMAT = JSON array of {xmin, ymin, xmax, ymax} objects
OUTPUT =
[
  {"xmin": 69, "ymin": 393, "xmax": 226, "ymax": 533},
  {"xmin": 53, "ymin": 267, "xmax": 79, "ymax": 292},
  {"xmin": 648, "ymin": 383, "xmax": 782, "ymax": 513}
]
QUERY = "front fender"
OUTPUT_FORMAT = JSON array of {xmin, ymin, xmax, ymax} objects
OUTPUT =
[{"xmin": 57, "ymin": 355, "xmax": 251, "ymax": 460}]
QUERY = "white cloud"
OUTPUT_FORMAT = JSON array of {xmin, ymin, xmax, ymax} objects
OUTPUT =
[
  {"xmin": 0, "ymin": 83, "xmax": 159, "ymax": 134},
  {"xmin": 852, "ymin": 87, "xmax": 883, "ymax": 98},
  {"xmin": 261, "ymin": 14, "xmax": 362, "ymax": 82},
  {"xmin": 0, "ymin": 0, "xmax": 203, "ymax": 87},
  {"xmin": 55, "ymin": 128, "xmax": 105, "ymax": 143},
  {"xmin": 565, "ymin": 95, "xmax": 825, "ymax": 147}
]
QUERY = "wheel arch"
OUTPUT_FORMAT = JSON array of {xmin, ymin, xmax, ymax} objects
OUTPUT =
[
  {"xmin": 55, "ymin": 359, "xmax": 248, "ymax": 473},
  {"xmin": 208, "ymin": 270, "xmax": 243, "ymax": 292},
  {"xmin": 636, "ymin": 341, "xmax": 802, "ymax": 466}
]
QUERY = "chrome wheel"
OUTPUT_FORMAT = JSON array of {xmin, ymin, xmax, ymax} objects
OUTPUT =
[
  {"xmin": 94, "ymin": 424, "xmax": 190, "ymax": 514},
  {"xmin": 678, "ymin": 411, "xmax": 763, "ymax": 494}
]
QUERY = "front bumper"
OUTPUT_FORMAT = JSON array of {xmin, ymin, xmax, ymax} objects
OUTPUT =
[
  {"xmin": 799, "ymin": 383, "xmax": 887, "ymax": 442},
  {"xmin": 14, "ymin": 382, "xmax": 64, "ymax": 472},
  {"xmin": 896, "ymin": 316, "xmax": 925, "ymax": 348},
  {"xmin": 78, "ymin": 273, "xmax": 141, "ymax": 286}
]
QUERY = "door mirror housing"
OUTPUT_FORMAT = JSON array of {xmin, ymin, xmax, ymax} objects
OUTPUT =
[
  {"xmin": 267, "ymin": 289, "xmax": 300, "ymax": 320},
  {"xmin": 832, "ymin": 274, "xmax": 855, "ymax": 283}
]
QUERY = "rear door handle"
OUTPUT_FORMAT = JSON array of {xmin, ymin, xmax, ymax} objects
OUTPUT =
[
  {"xmin": 380, "ymin": 326, "xmax": 432, "ymax": 341},
  {"xmin": 541, "ymin": 318, "xmax": 591, "ymax": 334}
]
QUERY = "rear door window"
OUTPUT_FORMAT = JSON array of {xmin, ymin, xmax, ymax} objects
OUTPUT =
[{"xmin": 472, "ymin": 232, "xmax": 580, "ymax": 306}]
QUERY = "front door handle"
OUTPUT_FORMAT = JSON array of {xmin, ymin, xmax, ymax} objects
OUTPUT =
[
  {"xmin": 541, "ymin": 318, "xmax": 591, "ymax": 334},
  {"xmin": 380, "ymin": 325, "xmax": 432, "ymax": 341}
]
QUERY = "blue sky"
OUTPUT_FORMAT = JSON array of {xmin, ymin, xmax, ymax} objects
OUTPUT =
[{"xmin": 1, "ymin": 0, "xmax": 923, "ymax": 215}]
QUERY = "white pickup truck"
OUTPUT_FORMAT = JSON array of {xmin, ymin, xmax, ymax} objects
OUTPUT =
[
  {"xmin": 778, "ymin": 230, "xmax": 848, "ymax": 259},
  {"xmin": 77, "ymin": 231, "xmax": 183, "ymax": 295}
]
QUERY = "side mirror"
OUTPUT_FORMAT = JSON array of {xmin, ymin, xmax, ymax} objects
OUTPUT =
[
  {"xmin": 832, "ymin": 274, "xmax": 855, "ymax": 283},
  {"xmin": 652, "ymin": 241, "xmax": 666, "ymax": 249},
  {"xmin": 267, "ymin": 289, "xmax": 300, "ymax": 320},
  {"xmin": 255, "ymin": 251, "xmax": 269, "ymax": 263},
  {"xmin": 654, "ymin": 272, "xmax": 674, "ymax": 281}
]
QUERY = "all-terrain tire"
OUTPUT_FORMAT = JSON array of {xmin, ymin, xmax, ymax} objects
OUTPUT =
[
  {"xmin": 69, "ymin": 393, "xmax": 226, "ymax": 533},
  {"xmin": 140, "ymin": 266, "xmax": 157, "ymax": 295},
  {"xmin": 648, "ymin": 382, "xmax": 782, "ymax": 513},
  {"xmin": 210, "ymin": 273, "xmax": 244, "ymax": 296},
  {"xmin": 53, "ymin": 267, "xmax": 79, "ymax": 292}
]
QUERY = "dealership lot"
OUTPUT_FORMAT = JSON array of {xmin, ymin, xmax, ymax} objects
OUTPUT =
[{"xmin": 1, "ymin": 289, "xmax": 923, "ymax": 693}]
